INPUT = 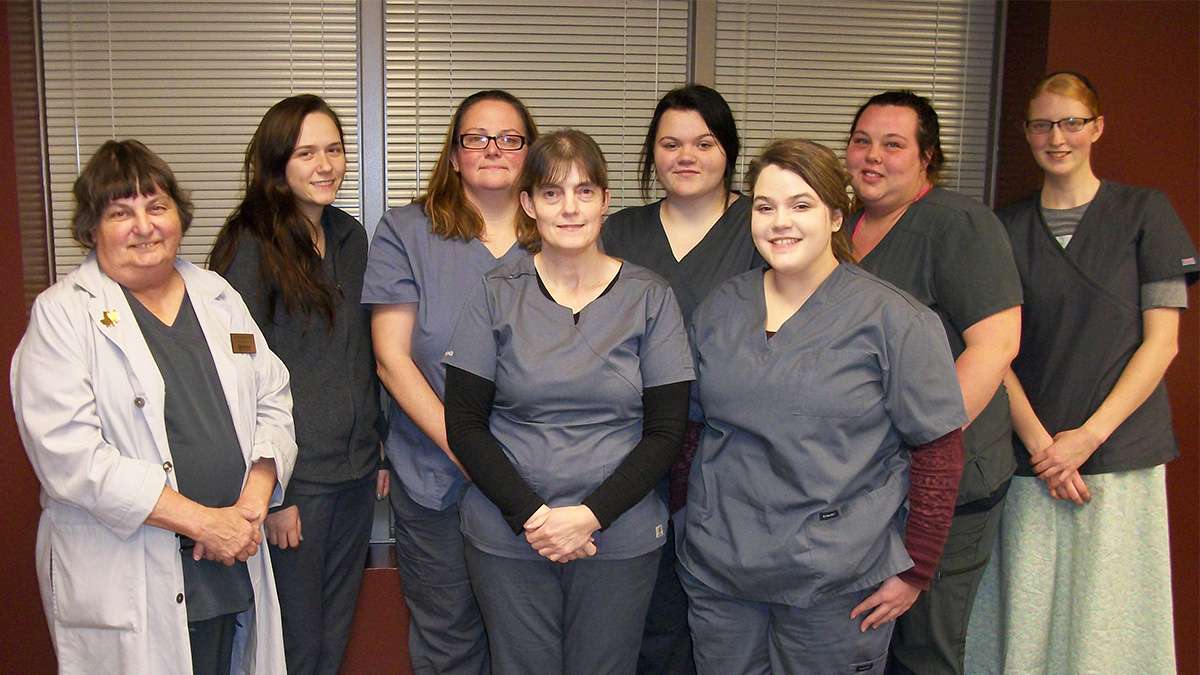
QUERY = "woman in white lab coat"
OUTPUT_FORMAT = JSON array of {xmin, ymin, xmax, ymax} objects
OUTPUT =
[{"xmin": 10, "ymin": 139, "xmax": 296, "ymax": 674}]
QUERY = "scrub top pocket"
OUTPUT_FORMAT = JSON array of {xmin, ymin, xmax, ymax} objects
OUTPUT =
[
  {"xmin": 792, "ymin": 350, "xmax": 881, "ymax": 418},
  {"xmin": 800, "ymin": 473, "xmax": 910, "ymax": 598}
]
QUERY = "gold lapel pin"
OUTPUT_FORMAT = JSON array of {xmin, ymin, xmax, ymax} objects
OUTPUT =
[{"xmin": 100, "ymin": 309, "xmax": 119, "ymax": 327}]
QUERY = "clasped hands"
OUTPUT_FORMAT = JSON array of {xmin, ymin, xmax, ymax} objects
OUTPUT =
[
  {"xmin": 1029, "ymin": 426, "xmax": 1101, "ymax": 505},
  {"xmin": 523, "ymin": 504, "xmax": 601, "ymax": 563},
  {"xmin": 191, "ymin": 494, "xmax": 270, "ymax": 566}
]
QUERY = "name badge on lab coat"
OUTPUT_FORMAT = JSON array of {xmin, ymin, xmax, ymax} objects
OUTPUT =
[{"xmin": 230, "ymin": 333, "xmax": 256, "ymax": 354}]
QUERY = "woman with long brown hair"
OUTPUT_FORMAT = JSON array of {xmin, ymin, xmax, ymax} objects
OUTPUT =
[
  {"xmin": 210, "ymin": 94, "xmax": 384, "ymax": 675},
  {"xmin": 363, "ymin": 89, "xmax": 537, "ymax": 674}
]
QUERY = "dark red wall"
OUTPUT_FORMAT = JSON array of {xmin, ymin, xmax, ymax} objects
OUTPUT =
[
  {"xmin": 0, "ymin": 5, "xmax": 57, "ymax": 672},
  {"xmin": 999, "ymin": 2, "xmax": 1200, "ymax": 672}
]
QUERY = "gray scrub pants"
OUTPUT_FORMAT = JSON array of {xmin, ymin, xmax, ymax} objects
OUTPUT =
[
  {"xmin": 389, "ymin": 474, "xmax": 490, "ymax": 675},
  {"xmin": 269, "ymin": 479, "xmax": 375, "ymax": 675},
  {"xmin": 680, "ymin": 565, "xmax": 892, "ymax": 675},
  {"xmin": 887, "ymin": 490, "xmax": 1007, "ymax": 675},
  {"xmin": 465, "ymin": 543, "xmax": 661, "ymax": 675}
]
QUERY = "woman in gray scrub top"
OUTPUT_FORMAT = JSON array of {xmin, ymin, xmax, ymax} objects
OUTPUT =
[
  {"xmin": 443, "ymin": 129, "xmax": 694, "ymax": 675},
  {"xmin": 363, "ymin": 90, "xmax": 538, "ymax": 675},
  {"xmin": 602, "ymin": 84, "xmax": 761, "ymax": 675},
  {"xmin": 678, "ymin": 139, "xmax": 967, "ymax": 675},
  {"xmin": 966, "ymin": 72, "xmax": 1198, "ymax": 675},
  {"xmin": 210, "ymin": 95, "xmax": 385, "ymax": 675},
  {"xmin": 844, "ymin": 90, "xmax": 1023, "ymax": 675}
]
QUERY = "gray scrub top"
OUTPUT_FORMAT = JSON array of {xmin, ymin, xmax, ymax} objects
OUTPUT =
[
  {"xmin": 444, "ymin": 256, "xmax": 695, "ymax": 560},
  {"xmin": 363, "ymin": 203, "xmax": 528, "ymax": 510},
  {"xmin": 678, "ymin": 265, "xmax": 966, "ymax": 607}
]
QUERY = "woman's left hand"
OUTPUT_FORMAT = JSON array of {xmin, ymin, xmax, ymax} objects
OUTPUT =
[
  {"xmin": 524, "ymin": 505, "xmax": 601, "ymax": 562},
  {"xmin": 850, "ymin": 576, "xmax": 921, "ymax": 632},
  {"xmin": 1030, "ymin": 426, "xmax": 1102, "ymax": 489}
]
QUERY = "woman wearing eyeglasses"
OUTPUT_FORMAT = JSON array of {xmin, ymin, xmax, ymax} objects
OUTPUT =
[
  {"xmin": 965, "ymin": 72, "xmax": 1197, "ymax": 675},
  {"xmin": 363, "ymin": 89, "xmax": 537, "ymax": 674}
]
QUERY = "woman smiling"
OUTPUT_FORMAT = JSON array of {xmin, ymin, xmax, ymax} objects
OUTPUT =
[{"xmin": 678, "ymin": 138, "xmax": 965, "ymax": 674}]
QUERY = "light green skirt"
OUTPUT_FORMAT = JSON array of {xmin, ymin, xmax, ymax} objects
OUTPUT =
[{"xmin": 964, "ymin": 465, "xmax": 1176, "ymax": 674}]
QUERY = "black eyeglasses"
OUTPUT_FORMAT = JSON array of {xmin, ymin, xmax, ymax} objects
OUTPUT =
[
  {"xmin": 458, "ymin": 133, "xmax": 527, "ymax": 151},
  {"xmin": 1024, "ymin": 117, "xmax": 1097, "ymax": 135}
]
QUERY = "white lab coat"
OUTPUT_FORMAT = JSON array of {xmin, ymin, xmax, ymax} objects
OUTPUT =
[{"xmin": 11, "ymin": 255, "xmax": 297, "ymax": 674}]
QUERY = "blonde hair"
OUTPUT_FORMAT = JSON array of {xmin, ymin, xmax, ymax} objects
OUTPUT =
[{"xmin": 1029, "ymin": 72, "xmax": 1101, "ymax": 117}]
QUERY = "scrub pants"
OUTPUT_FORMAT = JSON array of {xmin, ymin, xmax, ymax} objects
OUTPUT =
[
  {"xmin": 389, "ymin": 474, "xmax": 490, "ymax": 675},
  {"xmin": 637, "ymin": 494, "xmax": 695, "ymax": 675},
  {"xmin": 465, "ymin": 543, "xmax": 661, "ymax": 675},
  {"xmin": 887, "ymin": 488, "xmax": 1006, "ymax": 675},
  {"xmin": 680, "ymin": 565, "xmax": 891, "ymax": 675},
  {"xmin": 269, "ymin": 479, "xmax": 375, "ymax": 675},
  {"xmin": 188, "ymin": 612, "xmax": 237, "ymax": 675}
]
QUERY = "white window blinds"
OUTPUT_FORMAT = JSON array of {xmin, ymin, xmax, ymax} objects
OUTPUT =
[
  {"xmin": 41, "ymin": 0, "xmax": 359, "ymax": 276},
  {"xmin": 382, "ymin": 0, "xmax": 689, "ymax": 212},
  {"xmin": 715, "ymin": 0, "xmax": 998, "ymax": 201}
]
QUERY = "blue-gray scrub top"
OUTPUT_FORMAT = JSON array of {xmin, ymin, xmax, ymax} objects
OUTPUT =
[
  {"xmin": 678, "ymin": 264, "xmax": 966, "ymax": 607},
  {"xmin": 444, "ymin": 256, "xmax": 695, "ymax": 560},
  {"xmin": 363, "ymin": 203, "xmax": 528, "ymax": 510}
]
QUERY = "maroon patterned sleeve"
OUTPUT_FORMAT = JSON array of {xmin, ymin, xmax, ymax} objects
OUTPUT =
[{"xmin": 898, "ymin": 428, "xmax": 965, "ymax": 590}]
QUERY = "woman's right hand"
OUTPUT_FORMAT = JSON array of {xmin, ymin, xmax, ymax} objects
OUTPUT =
[
  {"xmin": 193, "ymin": 506, "xmax": 262, "ymax": 565},
  {"xmin": 266, "ymin": 505, "xmax": 303, "ymax": 549}
]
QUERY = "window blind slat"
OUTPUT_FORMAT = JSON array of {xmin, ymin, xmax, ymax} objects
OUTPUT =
[
  {"xmin": 42, "ymin": 0, "xmax": 360, "ymax": 277},
  {"xmin": 383, "ymin": 0, "xmax": 690, "ymax": 209},
  {"xmin": 715, "ymin": 0, "xmax": 996, "ymax": 200}
]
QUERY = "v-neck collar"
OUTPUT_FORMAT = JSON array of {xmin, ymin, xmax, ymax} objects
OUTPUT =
[
  {"xmin": 472, "ymin": 236, "xmax": 521, "ymax": 264},
  {"xmin": 655, "ymin": 194, "xmax": 746, "ymax": 265},
  {"xmin": 852, "ymin": 188, "xmax": 937, "ymax": 266},
  {"xmin": 754, "ymin": 264, "xmax": 846, "ymax": 348},
  {"xmin": 531, "ymin": 258, "xmax": 624, "ymax": 323},
  {"xmin": 1035, "ymin": 181, "xmax": 1106, "ymax": 258}
]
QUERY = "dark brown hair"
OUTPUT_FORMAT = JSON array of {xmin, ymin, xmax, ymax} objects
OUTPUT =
[
  {"xmin": 209, "ymin": 94, "xmax": 343, "ymax": 324},
  {"xmin": 71, "ymin": 140, "xmax": 194, "ymax": 249},
  {"xmin": 746, "ymin": 138, "xmax": 855, "ymax": 264},
  {"xmin": 639, "ymin": 84, "xmax": 740, "ymax": 200},
  {"xmin": 415, "ymin": 90, "xmax": 538, "ymax": 240},
  {"xmin": 849, "ymin": 90, "xmax": 945, "ymax": 183},
  {"xmin": 515, "ymin": 129, "xmax": 609, "ymax": 253}
]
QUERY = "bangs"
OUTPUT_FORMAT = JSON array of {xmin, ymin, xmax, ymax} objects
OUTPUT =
[
  {"xmin": 81, "ymin": 143, "xmax": 174, "ymax": 207},
  {"xmin": 71, "ymin": 139, "xmax": 193, "ymax": 248},
  {"xmin": 538, "ymin": 156, "xmax": 602, "ymax": 189},
  {"xmin": 526, "ymin": 132, "xmax": 608, "ymax": 191}
]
